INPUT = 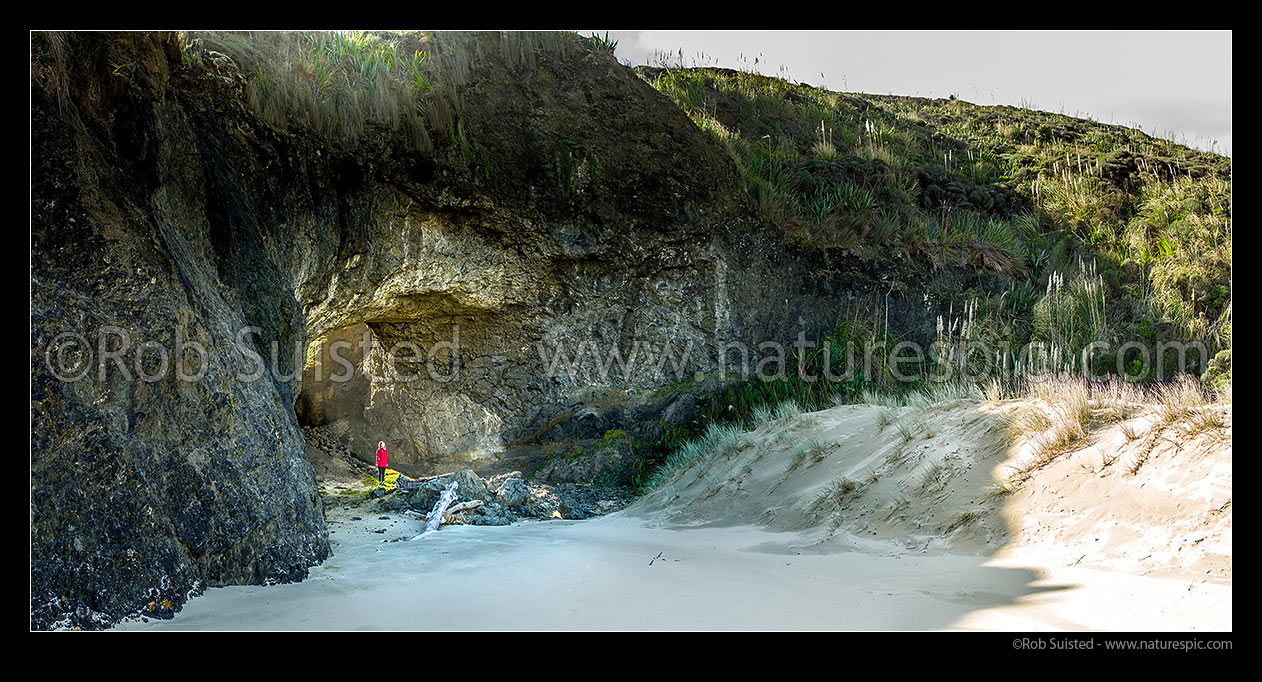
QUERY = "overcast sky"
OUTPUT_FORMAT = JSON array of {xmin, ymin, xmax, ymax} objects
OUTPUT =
[{"xmin": 593, "ymin": 30, "xmax": 1232, "ymax": 157}]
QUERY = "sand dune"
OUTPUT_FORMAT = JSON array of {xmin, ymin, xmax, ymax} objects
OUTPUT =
[
  {"xmin": 637, "ymin": 400, "xmax": 1231, "ymax": 582},
  {"xmin": 115, "ymin": 399, "xmax": 1231, "ymax": 631}
]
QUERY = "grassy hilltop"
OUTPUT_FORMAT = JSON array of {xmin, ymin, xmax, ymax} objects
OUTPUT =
[{"xmin": 642, "ymin": 65, "xmax": 1230, "ymax": 356}]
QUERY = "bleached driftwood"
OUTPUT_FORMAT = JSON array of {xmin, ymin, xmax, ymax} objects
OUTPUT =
[
  {"xmin": 400, "ymin": 480, "xmax": 460, "ymax": 541},
  {"xmin": 405, "ymin": 499, "xmax": 484, "ymax": 526},
  {"xmin": 444, "ymin": 499, "xmax": 483, "ymax": 516}
]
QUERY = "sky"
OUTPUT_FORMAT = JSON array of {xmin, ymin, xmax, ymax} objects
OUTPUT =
[{"xmin": 592, "ymin": 30, "xmax": 1232, "ymax": 157}]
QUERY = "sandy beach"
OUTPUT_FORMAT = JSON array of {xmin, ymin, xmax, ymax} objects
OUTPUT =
[
  {"xmin": 113, "ymin": 506, "xmax": 1228, "ymax": 631},
  {"xmin": 115, "ymin": 400, "xmax": 1231, "ymax": 631}
]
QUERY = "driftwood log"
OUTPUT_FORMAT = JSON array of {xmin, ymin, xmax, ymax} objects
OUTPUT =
[
  {"xmin": 414, "ymin": 499, "xmax": 484, "ymax": 525},
  {"xmin": 398, "ymin": 496, "xmax": 484, "ymax": 541},
  {"xmin": 443, "ymin": 499, "xmax": 484, "ymax": 517}
]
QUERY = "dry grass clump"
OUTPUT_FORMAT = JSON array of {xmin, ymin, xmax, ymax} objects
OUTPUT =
[
  {"xmin": 918, "ymin": 461, "xmax": 949, "ymax": 493},
  {"xmin": 895, "ymin": 418, "xmax": 917, "ymax": 444},
  {"xmin": 1155, "ymin": 373, "xmax": 1212, "ymax": 424},
  {"xmin": 1089, "ymin": 378, "xmax": 1146, "ymax": 423},
  {"xmin": 811, "ymin": 475, "xmax": 864, "ymax": 536},
  {"xmin": 813, "ymin": 475, "xmax": 861, "ymax": 510},
  {"xmin": 1002, "ymin": 374, "xmax": 1227, "ymax": 482},
  {"xmin": 1005, "ymin": 378, "xmax": 1092, "ymax": 481},
  {"xmin": 1187, "ymin": 408, "xmax": 1229, "ymax": 435},
  {"xmin": 875, "ymin": 407, "xmax": 895, "ymax": 431},
  {"xmin": 988, "ymin": 480, "xmax": 1015, "ymax": 499}
]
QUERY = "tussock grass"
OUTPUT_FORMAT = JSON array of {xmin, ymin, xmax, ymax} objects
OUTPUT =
[
  {"xmin": 647, "ymin": 422, "xmax": 743, "ymax": 489},
  {"xmin": 1185, "ymin": 408, "xmax": 1230, "ymax": 441},
  {"xmin": 772, "ymin": 400, "xmax": 803, "ymax": 422},
  {"xmin": 812, "ymin": 475, "xmax": 861, "ymax": 511},
  {"xmin": 913, "ymin": 381, "xmax": 984, "ymax": 408},
  {"xmin": 1003, "ymin": 374, "xmax": 1225, "ymax": 483},
  {"xmin": 1155, "ymin": 373, "xmax": 1211, "ymax": 425},
  {"xmin": 943, "ymin": 510, "xmax": 983, "ymax": 534},
  {"xmin": 861, "ymin": 381, "xmax": 981, "ymax": 409},
  {"xmin": 919, "ymin": 461, "xmax": 948, "ymax": 492},
  {"xmin": 188, "ymin": 31, "xmax": 438, "ymax": 151},
  {"xmin": 1005, "ymin": 379, "xmax": 1091, "ymax": 481},
  {"xmin": 895, "ymin": 418, "xmax": 916, "ymax": 444},
  {"xmin": 988, "ymin": 480, "xmax": 1015, "ymax": 499},
  {"xmin": 860, "ymin": 388, "xmax": 904, "ymax": 408},
  {"xmin": 875, "ymin": 408, "xmax": 895, "ymax": 431},
  {"xmin": 750, "ymin": 404, "xmax": 775, "ymax": 427},
  {"xmin": 811, "ymin": 475, "xmax": 863, "ymax": 535}
]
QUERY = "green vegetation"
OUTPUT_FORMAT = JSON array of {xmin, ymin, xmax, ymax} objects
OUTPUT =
[
  {"xmin": 580, "ymin": 32, "xmax": 618, "ymax": 55},
  {"xmin": 642, "ymin": 66, "xmax": 1230, "ymax": 368},
  {"xmin": 181, "ymin": 30, "xmax": 605, "ymax": 156},
  {"xmin": 644, "ymin": 67, "xmax": 1042, "ymax": 267},
  {"xmin": 186, "ymin": 31, "xmax": 438, "ymax": 151},
  {"xmin": 646, "ymin": 421, "xmax": 746, "ymax": 490}
]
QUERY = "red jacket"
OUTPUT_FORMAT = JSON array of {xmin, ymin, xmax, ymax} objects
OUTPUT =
[{"xmin": 376, "ymin": 446, "xmax": 388, "ymax": 468}]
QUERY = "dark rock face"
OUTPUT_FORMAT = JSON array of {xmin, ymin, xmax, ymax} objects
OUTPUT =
[
  {"xmin": 31, "ymin": 33, "xmax": 330, "ymax": 630},
  {"xmin": 405, "ymin": 479, "xmax": 453, "ymax": 513},
  {"xmin": 449, "ymin": 470, "xmax": 490, "ymax": 502},
  {"xmin": 536, "ymin": 433, "xmax": 637, "ymax": 487},
  {"xmin": 31, "ymin": 31, "xmax": 1008, "ymax": 628},
  {"xmin": 469, "ymin": 502, "xmax": 516, "ymax": 526},
  {"xmin": 499, "ymin": 477, "xmax": 530, "ymax": 508}
]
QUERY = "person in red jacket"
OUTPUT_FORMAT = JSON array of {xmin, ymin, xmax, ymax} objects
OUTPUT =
[{"xmin": 375, "ymin": 441, "xmax": 388, "ymax": 484}]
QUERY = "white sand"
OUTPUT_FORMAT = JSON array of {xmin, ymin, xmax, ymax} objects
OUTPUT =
[{"xmin": 115, "ymin": 400, "xmax": 1231, "ymax": 631}]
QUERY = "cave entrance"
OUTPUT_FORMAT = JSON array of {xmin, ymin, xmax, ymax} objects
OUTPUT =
[
  {"xmin": 296, "ymin": 322, "xmax": 375, "ymax": 428},
  {"xmin": 295, "ymin": 323, "xmax": 381, "ymax": 468}
]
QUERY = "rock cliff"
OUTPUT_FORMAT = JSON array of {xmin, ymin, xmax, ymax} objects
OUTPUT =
[{"xmin": 30, "ymin": 31, "xmax": 1002, "ymax": 628}]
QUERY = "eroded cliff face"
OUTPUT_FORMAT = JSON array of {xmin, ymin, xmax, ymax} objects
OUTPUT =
[
  {"xmin": 31, "ymin": 33, "xmax": 332, "ymax": 629},
  {"xmin": 31, "ymin": 31, "xmax": 1003, "ymax": 628}
]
